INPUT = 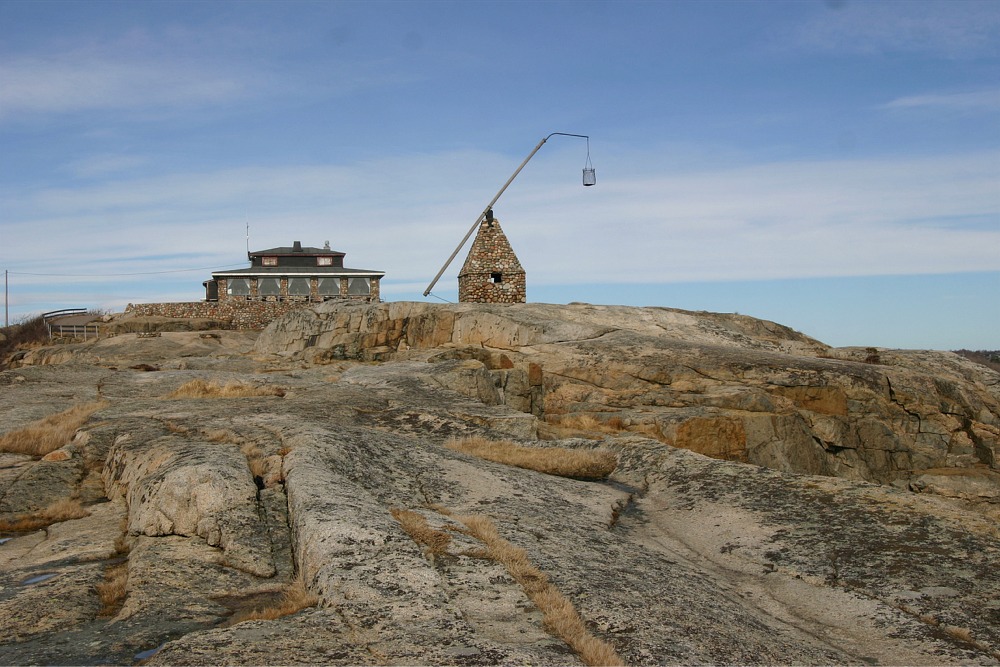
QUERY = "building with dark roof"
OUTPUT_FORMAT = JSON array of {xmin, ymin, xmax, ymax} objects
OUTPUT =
[{"xmin": 204, "ymin": 240, "xmax": 384, "ymax": 303}]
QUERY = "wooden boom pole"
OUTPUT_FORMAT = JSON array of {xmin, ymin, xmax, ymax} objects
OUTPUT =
[{"xmin": 423, "ymin": 132, "xmax": 589, "ymax": 298}]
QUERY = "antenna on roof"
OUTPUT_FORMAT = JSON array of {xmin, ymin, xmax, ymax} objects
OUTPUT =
[{"xmin": 245, "ymin": 214, "xmax": 250, "ymax": 258}]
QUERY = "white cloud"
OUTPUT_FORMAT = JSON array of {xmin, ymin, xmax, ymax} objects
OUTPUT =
[
  {"xmin": 2, "ymin": 148, "xmax": 998, "ymax": 313},
  {"xmin": 62, "ymin": 154, "xmax": 150, "ymax": 179},
  {"xmin": 881, "ymin": 89, "xmax": 1000, "ymax": 112},
  {"xmin": 791, "ymin": 0, "xmax": 1000, "ymax": 57},
  {"xmin": 0, "ymin": 55, "xmax": 248, "ymax": 119}
]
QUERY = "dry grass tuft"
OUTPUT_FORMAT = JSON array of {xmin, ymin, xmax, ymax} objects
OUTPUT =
[
  {"xmin": 456, "ymin": 513, "xmax": 623, "ymax": 667},
  {"xmin": 204, "ymin": 428, "xmax": 238, "ymax": 443},
  {"xmin": 552, "ymin": 413, "xmax": 629, "ymax": 433},
  {"xmin": 0, "ymin": 401, "xmax": 108, "ymax": 456},
  {"xmin": 943, "ymin": 625, "xmax": 974, "ymax": 642},
  {"xmin": 227, "ymin": 580, "xmax": 319, "ymax": 625},
  {"xmin": 0, "ymin": 498, "xmax": 90, "ymax": 532},
  {"xmin": 163, "ymin": 420, "xmax": 188, "ymax": 434},
  {"xmin": 95, "ymin": 560, "xmax": 129, "ymax": 617},
  {"xmin": 629, "ymin": 421, "xmax": 662, "ymax": 438},
  {"xmin": 446, "ymin": 436, "xmax": 617, "ymax": 480},
  {"xmin": 242, "ymin": 443, "xmax": 271, "ymax": 480},
  {"xmin": 557, "ymin": 413, "xmax": 603, "ymax": 431},
  {"xmin": 166, "ymin": 379, "xmax": 286, "ymax": 399},
  {"xmin": 391, "ymin": 508, "xmax": 453, "ymax": 557}
]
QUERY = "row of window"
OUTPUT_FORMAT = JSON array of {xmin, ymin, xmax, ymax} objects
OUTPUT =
[
  {"xmin": 261, "ymin": 256, "xmax": 334, "ymax": 267},
  {"xmin": 226, "ymin": 276, "xmax": 371, "ymax": 296}
]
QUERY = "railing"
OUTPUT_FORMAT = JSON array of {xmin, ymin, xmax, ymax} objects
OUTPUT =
[
  {"xmin": 49, "ymin": 323, "xmax": 102, "ymax": 339},
  {"xmin": 42, "ymin": 308, "xmax": 87, "ymax": 321},
  {"xmin": 44, "ymin": 308, "xmax": 100, "ymax": 340}
]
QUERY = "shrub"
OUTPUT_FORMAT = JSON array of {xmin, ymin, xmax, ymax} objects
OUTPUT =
[
  {"xmin": 446, "ymin": 436, "xmax": 617, "ymax": 480},
  {"xmin": 166, "ymin": 379, "xmax": 286, "ymax": 399},
  {"xmin": 0, "ymin": 498, "xmax": 90, "ymax": 532},
  {"xmin": 0, "ymin": 401, "xmax": 108, "ymax": 456},
  {"xmin": 0, "ymin": 315, "xmax": 49, "ymax": 369}
]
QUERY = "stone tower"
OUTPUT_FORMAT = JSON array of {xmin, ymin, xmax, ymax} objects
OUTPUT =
[{"xmin": 458, "ymin": 217, "xmax": 526, "ymax": 303}]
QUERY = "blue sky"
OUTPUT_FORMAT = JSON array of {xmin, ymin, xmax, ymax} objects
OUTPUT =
[{"xmin": 1, "ymin": 0, "xmax": 997, "ymax": 350}]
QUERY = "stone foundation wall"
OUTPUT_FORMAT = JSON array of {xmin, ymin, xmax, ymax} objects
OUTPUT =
[{"xmin": 125, "ymin": 301, "xmax": 304, "ymax": 330}]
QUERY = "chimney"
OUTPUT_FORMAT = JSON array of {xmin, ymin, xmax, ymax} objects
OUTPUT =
[{"xmin": 293, "ymin": 241, "xmax": 302, "ymax": 252}]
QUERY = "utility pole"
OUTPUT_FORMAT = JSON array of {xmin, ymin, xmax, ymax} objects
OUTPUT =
[{"xmin": 4, "ymin": 270, "xmax": 8, "ymax": 328}]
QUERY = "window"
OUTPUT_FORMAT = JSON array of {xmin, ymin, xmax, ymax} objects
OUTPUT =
[
  {"xmin": 347, "ymin": 277, "xmax": 370, "ymax": 295},
  {"xmin": 227, "ymin": 278, "xmax": 250, "ymax": 296},
  {"xmin": 262, "ymin": 256, "xmax": 278, "ymax": 266},
  {"xmin": 317, "ymin": 277, "xmax": 340, "ymax": 296},
  {"xmin": 317, "ymin": 256, "xmax": 333, "ymax": 266},
  {"xmin": 258, "ymin": 277, "xmax": 281, "ymax": 296},
  {"xmin": 288, "ymin": 277, "xmax": 310, "ymax": 296},
  {"xmin": 491, "ymin": 272, "xmax": 503, "ymax": 283}
]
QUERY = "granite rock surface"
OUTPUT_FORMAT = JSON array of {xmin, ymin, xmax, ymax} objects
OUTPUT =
[{"xmin": 0, "ymin": 302, "xmax": 998, "ymax": 665}]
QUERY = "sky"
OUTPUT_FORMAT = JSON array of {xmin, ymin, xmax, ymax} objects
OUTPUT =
[{"xmin": 1, "ymin": 0, "xmax": 998, "ymax": 350}]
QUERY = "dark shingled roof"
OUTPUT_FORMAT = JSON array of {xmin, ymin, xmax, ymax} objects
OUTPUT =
[
  {"xmin": 212, "ymin": 266, "xmax": 384, "ymax": 277},
  {"xmin": 252, "ymin": 244, "xmax": 343, "ymax": 256}
]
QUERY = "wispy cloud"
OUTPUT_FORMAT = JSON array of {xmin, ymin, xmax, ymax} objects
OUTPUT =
[
  {"xmin": 62, "ymin": 154, "xmax": 150, "ymax": 179},
  {"xmin": 3, "ymin": 149, "xmax": 998, "ymax": 297},
  {"xmin": 0, "ymin": 55, "xmax": 248, "ymax": 120},
  {"xmin": 881, "ymin": 89, "xmax": 1000, "ymax": 112},
  {"xmin": 791, "ymin": 0, "xmax": 1000, "ymax": 57}
]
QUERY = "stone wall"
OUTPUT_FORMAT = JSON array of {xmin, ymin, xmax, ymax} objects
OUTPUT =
[
  {"xmin": 458, "ymin": 218, "xmax": 526, "ymax": 303},
  {"xmin": 125, "ymin": 301, "xmax": 306, "ymax": 330}
]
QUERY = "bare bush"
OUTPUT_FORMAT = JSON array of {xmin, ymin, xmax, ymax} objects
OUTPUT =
[
  {"xmin": 166, "ymin": 379, "xmax": 286, "ymax": 399},
  {"xmin": 0, "ymin": 402, "xmax": 108, "ymax": 456},
  {"xmin": 0, "ymin": 315, "xmax": 49, "ymax": 369},
  {"xmin": 446, "ymin": 436, "xmax": 617, "ymax": 480}
]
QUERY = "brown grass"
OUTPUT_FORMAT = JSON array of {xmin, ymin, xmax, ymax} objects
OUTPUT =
[
  {"xmin": 456, "ymin": 513, "xmax": 623, "ymax": 667},
  {"xmin": 204, "ymin": 428, "xmax": 237, "ymax": 443},
  {"xmin": 95, "ymin": 560, "xmax": 128, "ymax": 617},
  {"xmin": 242, "ymin": 443, "xmax": 271, "ymax": 480},
  {"xmin": 553, "ymin": 413, "xmax": 630, "ymax": 433},
  {"xmin": 163, "ymin": 420, "xmax": 188, "ymax": 434},
  {"xmin": 943, "ymin": 625, "xmax": 974, "ymax": 642},
  {"xmin": 166, "ymin": 379, "xmax": 286, "ymax": 399},
  {"xmin": 0, "ymin": 401, "xmax": 108, "ymax": 456},
  {"xmin": 446, "ymin": 436, "xmax": 617, "ymax": 480},
  {"xmin": 227, "ymin": 579, "xmax": 319, "ymax": 625},
  {"xmin": 0, "ymin": 498, "xmax": 90, "ymax": 532},
  {"xmin": 391, "ymin": 508, "xmax": 453, "ymax": 557}
]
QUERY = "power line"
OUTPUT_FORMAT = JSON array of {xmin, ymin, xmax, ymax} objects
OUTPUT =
[{"xmin": 8, "ymin": 263, "xmax": 246, "ymax": 278}]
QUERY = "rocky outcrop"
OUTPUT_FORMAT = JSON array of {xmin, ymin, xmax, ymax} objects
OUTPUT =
[
  {"xmin": 253, "ymin": 301, "xmax": 1000, "ymax": 510},
  {"xmin": 1, "ymin": 306, "xmax": 999, "ymax": 665}
]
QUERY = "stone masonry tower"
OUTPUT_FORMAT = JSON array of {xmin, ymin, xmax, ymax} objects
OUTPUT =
[{"xmin": 458, "ymin": 216, "xmax": 526, "ymax": 303}]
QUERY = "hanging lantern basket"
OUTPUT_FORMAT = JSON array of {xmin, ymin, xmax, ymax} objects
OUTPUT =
[{"xmin": 582, "ymin": 137, "xmax": 596, "ymax": 186}]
